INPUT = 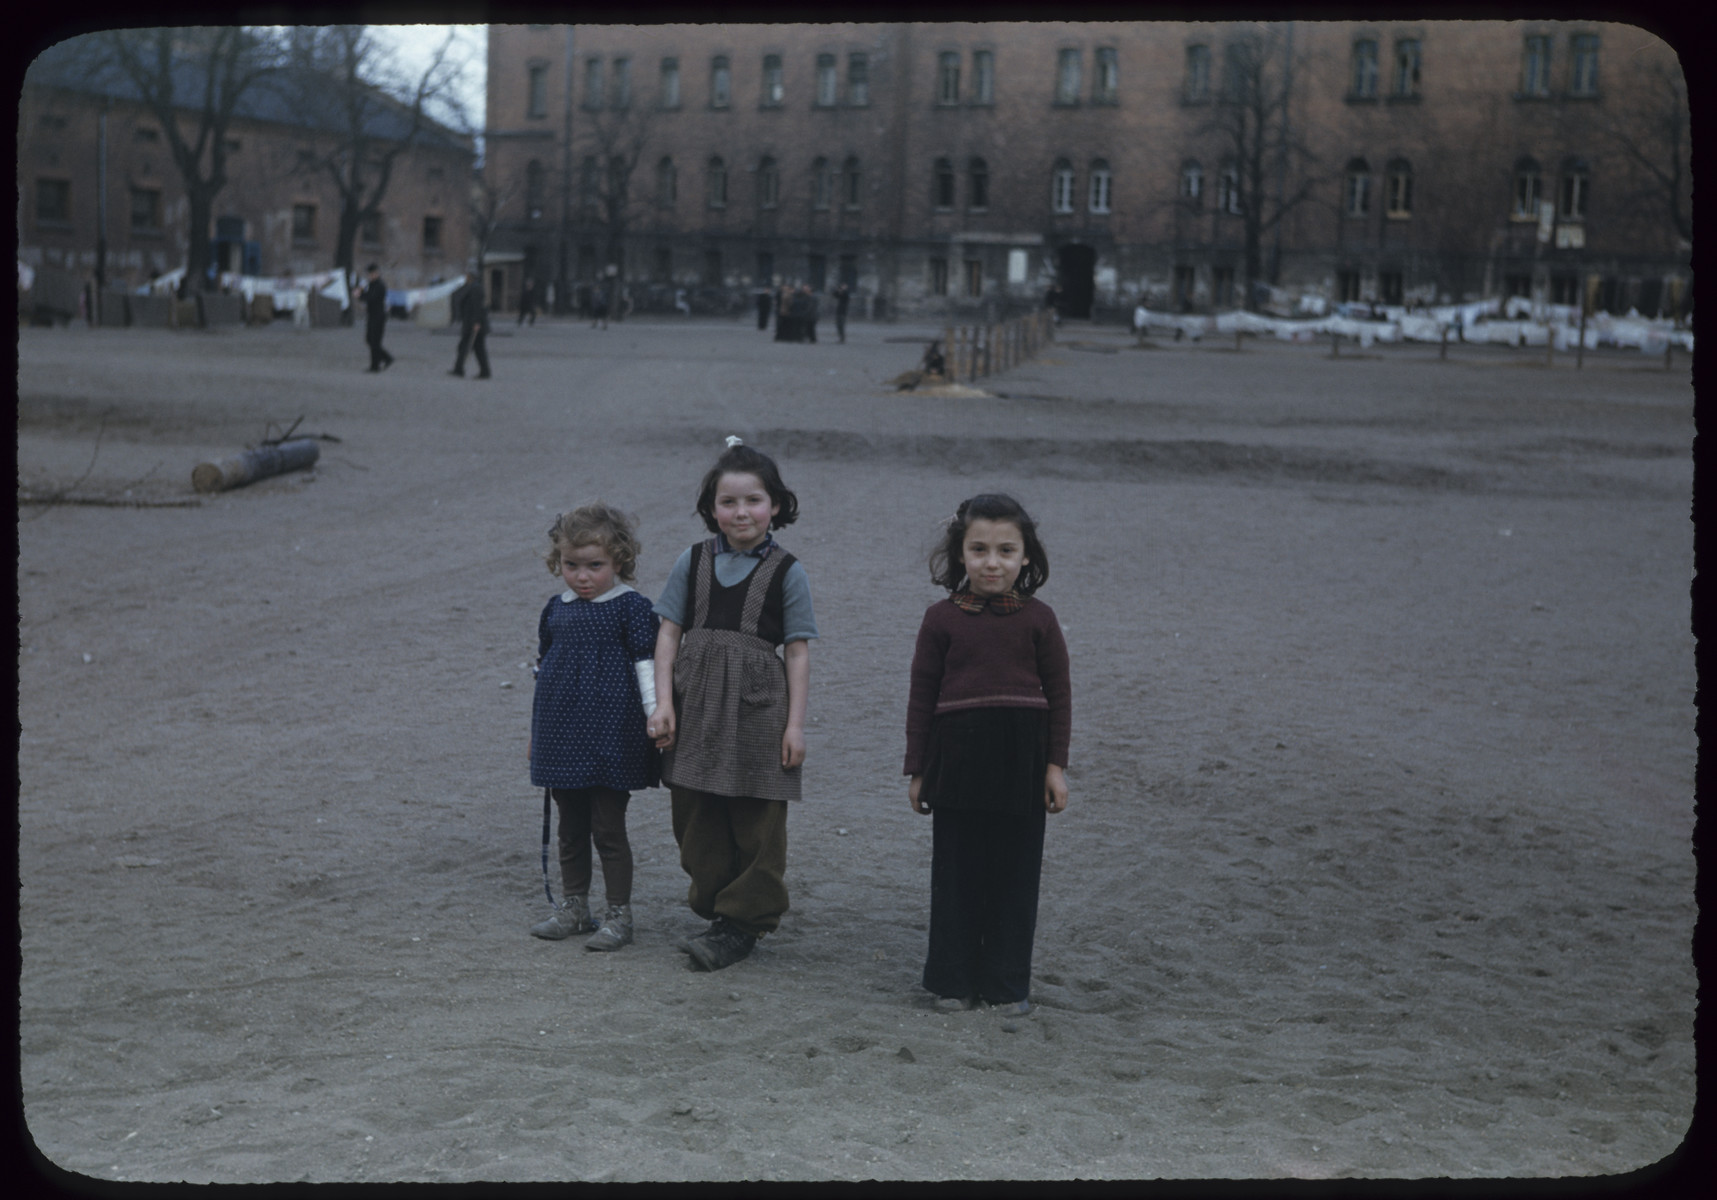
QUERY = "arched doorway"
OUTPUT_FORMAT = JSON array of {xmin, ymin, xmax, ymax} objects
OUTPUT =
[{"xmin": 1057, "ymin": 243, "xmax": 1096, "ymax": 319}]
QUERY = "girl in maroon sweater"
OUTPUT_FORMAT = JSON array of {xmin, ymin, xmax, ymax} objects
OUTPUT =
[{"xmin": 905, "ymin": 494, "xmax": 1071, "ymax": 1016}]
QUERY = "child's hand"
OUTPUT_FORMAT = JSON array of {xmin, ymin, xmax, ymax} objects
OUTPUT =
[
  {"xmin": 1044, "ymin": 764, "xmax": 1068, "ymax": 814},
  {"xmin": 909, "ymin": 775, "xmax": 929, "ymax": 815},
  {"xmin": 781, "ymin": 725, "xmax": 806, "ymax": 770},
  {"xmin": 647, "ymin": 704, "xmax": 676, "ymax": 750}
]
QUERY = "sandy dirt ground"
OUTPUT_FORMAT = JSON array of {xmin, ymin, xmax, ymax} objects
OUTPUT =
[{"xmin": 15, "ymin": 313, "xmax": 1697, "ymax": 1183}]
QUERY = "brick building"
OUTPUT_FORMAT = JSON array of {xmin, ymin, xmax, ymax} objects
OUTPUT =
[
  {"xmin": 19, "ymin": 36, "xmax": 476, "ymax": 293},
  {"xmin": 482, "ymin": 19, "xmax": 1688, "ymax": 321}
]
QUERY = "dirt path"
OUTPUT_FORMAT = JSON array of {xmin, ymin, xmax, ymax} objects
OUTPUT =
[{"xmin": 16, "ymin": 318, "xmax": 1696, "ymax": 1182}]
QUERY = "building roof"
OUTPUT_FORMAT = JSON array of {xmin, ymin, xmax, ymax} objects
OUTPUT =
[{"xmin": 26, "ymin": 33, "xmax": 471, "ymax": 154}]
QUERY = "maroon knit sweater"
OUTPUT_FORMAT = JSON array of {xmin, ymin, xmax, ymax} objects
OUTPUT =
[{"xmin": 903, "ymin": 597, "xmax": 1072, "ymax": 776}]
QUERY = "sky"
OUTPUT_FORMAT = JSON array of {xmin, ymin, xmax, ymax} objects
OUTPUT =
[{"xmin": 366, "ymin": 23, "xmax": 487, "ymax": 134}]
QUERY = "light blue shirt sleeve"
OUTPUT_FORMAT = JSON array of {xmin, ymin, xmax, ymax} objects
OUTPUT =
[
  {"xmin": 780, "ymin": 561, "xmax": 818, "ymax": 644},
  {"xmin": 652, "ymin": 546, "xmax": 696, "ymax": 627}
]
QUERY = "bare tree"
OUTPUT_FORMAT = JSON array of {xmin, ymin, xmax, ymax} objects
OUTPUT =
[
  {"xmin": 1199, "ymin": 24, "xmax": 1320, "ymax": 310},
  {"xmin": 285, "ymin": 25, "xmax": 469, "ymax": 283},
  {"xmin": 470, "ymin": 165, "xmax": 522, "ymax": 280},
  {"xmin": 572, "ymin": 103, "xmax": 657, "ymax": 276},
  {"xmin": 1597, "ymin": 56, "xmax": 1691, "ymax": 250},
  {"xmin": 97, "ymin": 28, "xmax": 282, "ymax": 291}
]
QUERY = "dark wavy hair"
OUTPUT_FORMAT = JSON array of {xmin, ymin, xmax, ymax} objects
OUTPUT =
[
  {"xmin": 695, "ymin": 442, "xmax": 800, "ymax": 533},
  {"xmin": 928, "ymin": 493, "xmax": 1049, "ymax": 597},
  {"xmin": 545, "ymin": 502, "xmax": 642, "ymax": 582}
]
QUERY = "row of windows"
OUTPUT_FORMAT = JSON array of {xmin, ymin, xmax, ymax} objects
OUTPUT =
[
  {"xmin": 532, "ymin": 32, "xmax": 1604, "ymax": 119},
  {"xmin": 33, "ymin": 184, "xmax": 446, "ymax": 252}
]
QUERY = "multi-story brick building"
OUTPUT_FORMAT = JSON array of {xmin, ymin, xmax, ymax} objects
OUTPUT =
[
  {"xmin": 19, "ymin": 36, "xmax": 476, "ymax": 293},
  {"xmin": 483, "ymin": 20, "xmax": 1689, "ymax": 321}
]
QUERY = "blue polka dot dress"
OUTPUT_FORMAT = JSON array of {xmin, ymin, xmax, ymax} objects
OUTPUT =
[{"xmin": 530, "ymin": 585, "xmax": 661, "ymax": 791}]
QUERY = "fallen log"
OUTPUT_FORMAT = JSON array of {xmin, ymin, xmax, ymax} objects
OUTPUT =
[{"xmin": 192, "ymin": 438, "xmax": 320, "ymax": 494}]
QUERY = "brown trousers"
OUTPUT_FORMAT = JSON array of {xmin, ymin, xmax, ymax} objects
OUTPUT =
[{"xmin": 670, "ymin": 788, "xmax": 789, "ymax": 937}]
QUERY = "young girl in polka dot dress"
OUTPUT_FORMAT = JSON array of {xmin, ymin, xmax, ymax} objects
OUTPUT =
[{"xmin": 528, "ymin": 503, "xmax": 661, "ymax": 950}]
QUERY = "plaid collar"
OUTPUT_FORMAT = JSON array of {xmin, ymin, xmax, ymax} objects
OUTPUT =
[
  {"xmin": 950, "ymin": 588, "xmax": 1026, "ymax": 615},
  {"xmin": 713, "ymin": 532, "xmax": 776, "ymax": 559}
]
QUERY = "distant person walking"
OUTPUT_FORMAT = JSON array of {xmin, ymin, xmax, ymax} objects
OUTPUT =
[
  {"xmin": 755, "ymin": 287, "xmax": 772, "ymax": 331},
  {"xmin": 450, "ymin": 281, "xmax": 492, "ymax": 379},
  {"xmin": 803, "ymin": 286, "xmax": 820, "ymax": 344},
  {"xmin": 517, "ymin": 278, "xmax": 537, "ymax": 327},
  {"xmin": 358, "ymin": 264, "xmax": 394, "ymax": 371},
  {"xmin": 591, "ymin": 284, "xmax": 610, "ymax": 330},
  {"xmin": 832, "ymin": 282, "xmax": 851, "ymax": 343}
]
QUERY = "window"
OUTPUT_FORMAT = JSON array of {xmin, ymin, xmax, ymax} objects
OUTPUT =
[
  {"xmin": 1393, "ymin": 39, "xmax": 1421, "ymax": 97},
  {"xmin": 1219, "ymin": 165, "xmax": 1241, "ymax": 215},
  {"xmin": 656, "ymin": 156, "xmax": 677, "ymax": 207},
  {"xmin": 1521, "ymin": 35, "xmax": 1551, "ymax": 96},
  {"xmin": 584, "ymin": 57, "xmax": 604, "ymax": 109},
  {"xmin": 1089, "ymin": 160, "xmax": 1112, "ymax": 213},
  {"xmin": 839, "ymin": 254, "xmax": 857, "ymax": 288},
  {"xmin": 611, "ymin": 58, "xmax": 631, "ymax": 108},
  {"xmin": 762, "ymin": 54, "xmax": 784, "ymax": 106},
  {"xmin": 1380, "ymin": 271, "xmax": 1404, "ymax": 304},
  {"xmin": 816, "ymin": 54, "xmax": 838, "ymax": 106},
  {"xmin": 1512, "ymin": 158, "xmax": 1541, "ymax": 219},
  {"xmin": 706, "ymin": 157, "xmax": 728, "ymax": 208},
  {"xmin": 1093, "ymin": 47, "xmax": 1118, "ymax": 104},
  {"xmin": 291, "ymin": 203, "xmax": 316, "ymax": 242},
  {"xmin": 757, "ymin": 157, "xmax": 779, "ymax": 208},
  {"xmin": 938, "ymin": 52, "xmax": 961, "ymax": 105},
  {"xmin": 528, "ymin": 63, "xmax": 548, "ymax": 117},
  {"xmin": 1570, "ymin": 34, "xmax": 1598, "ymax": 96},
  {"xmin": 1337, "ymin": 270, "xmax": 1362, "ymax": 303},
  {"xmin": 360, "ymin": 211, "xmax": 382, "ymax": 248},
  {"xmin": 1559, "ymin": 163, "xmax": 1588, "ymax": 221},
  {"xmin": 930, "ymin": 256, "xmax": 949, "ymax": 296},
  {"xmin": 711, "ymin": 56, "xmax": 731, "ymax": 107},
  {"xmin": 422, "ymin": 215, "xmax": 443, "ymax": 252},
  {"xmin": 842, "ymin": 156, "xmax": 862, "ymax": 209},
  {"xmin": 1344, "ymin": 158, "xmax": 1370, "ymax": 216},
  {"xmin": 526, "ymin": 158, "xmax": 546, "ymax": 218},
  {"xmin": 1180, "ymin": 160, "xmax": 1203, "ymax": 205},
  {"xmin": 964, "ymin": 259, "xmax": 983, "ymax": 298},
  {"xmin": 933, "ymin": 157, "xmax": 955, "ymax": 210},
  {"xmin": 703, "ymin": 249, "xmax": 722, "ymax": 286},
  {"xmin": 129, "ymin": 187, "xmax": 160, "ymax": 231},
  {"xmin": 1351, "ymin": 39, "xmax": 1378, "ymax": 98},
  {"xmin": 848, "ymin": 53, "xmax": 870, "ymax": 105},
  {"xmin": 660, "ymin": 57, "xmax": 681, "ymax": 108},
  {"xmin": 968, "ymin": 158, "xmax": 989, "ymax": 211},
  {"xmin": 812, "ymin": 157, "xmax": 832, "ymax": 209},
  {"xmin": 1051, "ymin": 160, "xmax": 1075, "ymax": 213},
  {"xmin": 36, "ymin": 178, "xmax": 70, "ymax": 223},
  {"xmin": 1056, "ymin": 48, "xmax": 1081, "ymax": 104},
  {"xmin": 1385, "ymin": 159, "xmax": 1413, "ymax": 217},
  {"xmin": 972, "ymin": 50, "xmax": 994, "ymax": 104},
  {"xmin": 1184, "ymin": 44, "xmax": 1210, "ymax": 101}
]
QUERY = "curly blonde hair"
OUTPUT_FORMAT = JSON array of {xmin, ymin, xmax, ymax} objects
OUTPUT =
[{"xmin": 544, "ymin": 502, "xmax": 642, "ymax": 582}]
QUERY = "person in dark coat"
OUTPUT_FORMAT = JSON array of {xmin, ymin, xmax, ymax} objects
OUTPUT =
[
  {"xmin": 832, "ymin": 282, "xmax": 851, "ymax": 343},
  {"xmin": 517, "ymin": 278, "xmax": 537, "ymax": 326},
  {"xmin": 773, "ymin": 284, "xmax": 796, "ymax": 342},
  {"xmin": 803, "ymin": 286, "xmax": 820, "ymax": 343},
  {"xmin": 359, "ymin": 264, "xmax": 394, "ymax": 371},
  {"xmin": 755, "ymin": 287, "xmax": 772, "ymax": 331},
  {"xmin": 450, "ymin": 281, "xmax": 492, "ymax": 379}
]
